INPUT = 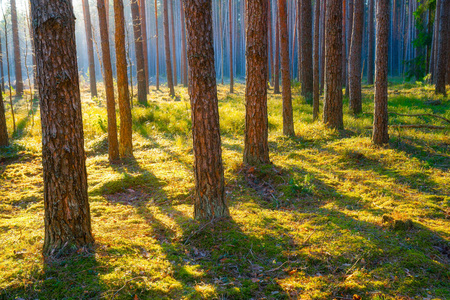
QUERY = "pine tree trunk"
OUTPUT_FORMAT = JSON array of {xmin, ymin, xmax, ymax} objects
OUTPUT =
[
  {"xmin": 0, "ymin": 88, "xmax": 8, "ymax": 146},
  {"xmin": 297, "ymin": 0, "xmax": 302, "ymax": 81},
  {"xmin": 349, "ymin": 0, "xmax": 363, "ymax": 115},
  {"xmin": 114, "ymin": 0, "xmax": 133, "ymax": 157},
  {"xmin": 170, "ymin": 0, "xmax": 178, "ymax": 86},
  {"xmin": 130, "ymin": 0, "xmax": 147, "ymax": 104},
  {"xmin": 0, "ymin": 34, "xmax": 5, "ymax": 91},
  {"xmin": 300, "ymin": 0, "xmax": 313, "ymax": 103},
  {"xmin": 319, "ymin": 0, "xmax": 326, "ymax": 92},
  {"xmin": 313, "ymin": 0, "xmax": 320, "ymax": 120},
  {"xmin": 155, "ymin": 0, "xmax": 160, "ymax": 90},
  {"xmin": 431, "ymin": 0, "xmax": 440, "ymax": 83},
  {"xmin": 324, "ymin": 0, "xmax": 343, "ymax": 130},
  {"xmin": 229, "ymin": 0, "xmax": 234, "ymax": 93},
  {"xmin": 30, "ymin": 0, "xmax": 94, "ymax": 258},
  {"xmin": 183, "ymin": 0, "xmax": 229, "ymax": 221},
  {"xmin": 274, "ymin": 5, "xmax": 280, "ymax": 94},
  {"xmin": 82, "ymin": 0, "xmax": 98, "ymax": 98},
  {"xmin": 435, "ymin": 0, "xmax": 449, "ymax": 96},
  {"xmin": 345, "ymin": 0, "xmax": 353, "ymax": 97},
  {"xmin": 268, "ymin": 0, "xmax": 273, "ymax": 85},
  {"xmin": 11, "ymin": 0, "xmax": 23, "ymax": 96},
  {"xmin": 342, "ymin": 0, "xmax": 347, "ymax": 90},
  {"xmin": 244, "ymin": 0, "xmax": 269, "ymax": 165},
  {"xmin": 372, "ymin": 0, "xmax": 389, "ymax": 145},
  {"xmin": 180, "ymin": 0, "xmax": 188, "ymax": 87},
  {"xmin": 139, "ymin": 0, "xmax": 149, "ymax": 94},
  {"xmin": 367, "ymin": 0, "xmax": 374, "ymax": 84},
  {"xmin": 97, "ymin": 0, "xmax": 120, "ymax": 162},
  {"xmin": 164, "ymin": 0, "xmax": 175, "ymax": 96}
]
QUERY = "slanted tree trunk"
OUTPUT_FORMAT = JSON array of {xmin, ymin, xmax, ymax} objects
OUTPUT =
[
  {"xmin": 372, "ymin": 0, "xmax": 389, "ymax": 145},
  {"xmin": 82, "ymin": 0, "xmax": 98, "ymax": 98},
  {"xmin": 278, "ymin": 0, "xmax": 294, "ymax": 136},
  {"xmin": 229, "ymin": 0, "xmax": 234, "ymax": 93},
  {"xmin": 244, "ymin": 0, "xmax": 269, "ymax": 165},
  {"xmin": 114, "ymin": 0, "xmax": 133, "ymax": 157},
  {"xmin": 367, "ymin": 0, "xmax": 374, "ymax": 84},
  {"xmin": 11, "ymin": 0, "xmax": 23, "ymax": 96},
  {"xmin": 313, "ymin": 0, "xmax": 320, "ymax": 120},
  {"xmin": 348, "ymin": 0, "xmax": 363, "ymax": 114},
  {"xmin": 130, "ymin": 0, "xmax": 147, "ymax": 105},
  {"xmin": 30, "ymin": 0, "xmax": 94, "ymax": 258},
  {"xmin": 97, "ymin": 0, "xmax": 119, "ymax": 162},
  {"xmin": 435, "ymin": 0, "xmax": 449, "ymax": 96},
  {"xmin": 274, "ymin": 6, "xmax": 280, "ymax": 94},
  {"xmin": 0, "ymin": 88, "xmax": 7, "ymax": 146},
  {"xmin": 155, "ymin": 0, "xmax": 160, "ymax": 90},
  {"xmin": 139, "ymin": 0, "xmax": 149, "ymax": 94},
  {"xmin": 164, "ymin": 0, "xmax": 175, "ymax": 97},
  {"xmin": 300, "ymin": 0, "xmax": 313, "ymax": 103},
  {"xmin": 183, "ymin": 0, "xmax": 229, "ymax": 221},
  {"xmin": 180, "ymin": 0, "xmax": 188, "ymax": 87},
  {"xmin": 323, "ymin": 0, "xmax": 343, "ymax": 130},
  {"xmin": 170, "ymin": 0, "xmax": 177, "ymax": 86}
]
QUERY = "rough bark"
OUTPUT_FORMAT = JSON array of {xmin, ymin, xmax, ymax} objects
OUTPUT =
[
  {"xmin": 164, "ymin": 0, "xmax": 175, "ymax": 97},
  {"xmin": 180, "ymin": 0, "xmax": 188, "ymax": 87},
  {"xmin": 274, "ymin": 7, "xmax": 280, "ymax": 94},
  {"xmin": 11, "ymin": 0, "xmax": 23, "ymax": 96},
  {"xmin": 300, "ymin": 0, "xmax": 313, "ymax": 103},
  {"xmin": 372, "ymin": 0, "xmax": 389, "ymax": 145},
  {"xmin": 244, "ymin": 0, "xmax": 269, "ymax": 165},
  {"xmin": 348, "ymin": 0, "xmax": 363, "ymax": 114},
  {"xmin": 183, "ymin": 0, "xmax": 229, "ymax": 221},
  {"xmin": 435, "ymin": 0, "xmax": 449, "ymax": 96},
  {"xmin": 0, "ymin": 88, "xmax": 8, "ymax": 146},
  {"xmin": 323, "ymin": 0, "xmax": 343, "ymax": 130},
  {"xmin": 155, "ymin": 0, "xmax": 160, "ymax": 90},
  {"xmin": 130, "ymin": 0, "xmax": 147, "ymax": 105},
  {"xmin": 170, "ymin": 0, "xmax": 178, "ymax": 86},
  {"xmin": 97, "ymin": 0, "xmax": 119, "ymax": 162},
  {"xmin": 313, "ymin": 0, "xmax": 320, "ymax": 120},
  {"xmin": 139, "ymin": 0, "xmax": 149, "ymax": 94},
  {"xmin": 30, "ymin": 0, "xmax": 94, "ymax": 258},
  {"xmin": 114, "ymin": 0, "xmax": 133, "ymax": 157},
  {"xmin": 278, "ymin": 0, "xmax": 294, "ymax": 136},
  {"xmin": 229, "ymin": 0, "xmax": 234, "ymax": 93},
  {"xmin": 367, "ymin": 0, "xmax": 374, "ymax": 84}
]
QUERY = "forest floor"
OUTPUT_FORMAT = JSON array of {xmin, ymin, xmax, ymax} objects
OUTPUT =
[{"xmin": 0, "ymin": 81, "xmax": 449, "ymax": 300}]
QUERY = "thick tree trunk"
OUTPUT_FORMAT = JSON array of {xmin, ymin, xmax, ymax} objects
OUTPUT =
[
  {"xmin": 130, "ymin": 0, "xmax": 147, "ymax": 105},
  {"xmin": 313, "ymin": 0, "xmax": 320, "ymax": 120},
  {"xmin": 435, "ymin": 0, "xmax": 449, "ymax": 96},
  {"xmin": 97, "ymin": 0, "xmax": 119, "ymax": 162},
  {"xmin": 11, "ymin": 0, "xmax": 23, "ymax": 96},
  {"xmin": 323, "ymin": 0, "xmax": 343, "ymax": 130},
  {"xmin": 180, "ymin": 0, "xmax": 188, "ymax": 87},
  {"xmin": 300, "ymin": 0, "xmax": 313, "ymax": 103},
  {"xmin": 183, "ymin": 0, "xmax": 229, "ymax": 221},
  {"xmin": 139, "ymin": 0, "xmax": 149, "ymax": 94},
  {"xmin": 372, "ymin": 0, "xmax": 389, "ymax": 145},
  {"xmin": 274, "ymin": 6, "xmax": 280, "ymax": 94},
  {"xmin": 367, "ymin": 0, "xmax": 374, "ymax": 84},
  {"xmin": 244, "ymin": 0, "xmax": 269, "ymax": 165},
  {"xmin": 164, "ymin": 0, "xmax": 175, "ymax": 97},
  {"xmin": 30, "ymin": 0, "xmax": 94, "ymax": 258},
  {"xmin": 82, "ymin": 0, "xmax": 98, "ymax": 98},
  {"xmin": 349, "ymin": 0, "xmax": 363, "ymax": 114},
  {"xmin": 114, "ymin": 0, "xmax": 133, "ymax": 157},
  {"xmin": 0, "ymin": 89, "xmax": 8, "ymax": 146},
  {"xmin": 229, "ymin": 0, "xmax": 234, "ymax": 93},
  {"xmin": 155, "ymin": 0, "xmax": 160, "ymax": 90},
  {"xmin": 170, "ymin": 0, "xmax": 178, "ymax": 86},
  {"xmin": 278, "ymin": 0, "xmax": 294, "ymax": 136}
]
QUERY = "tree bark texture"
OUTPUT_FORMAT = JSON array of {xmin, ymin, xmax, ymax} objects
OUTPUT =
[
  {"xmin": 180, "ymin": 0, "xmax": 188, "ymax": 87},
  {"xmin": 324, "ymin": 0, "xmax": 343, "ymax": 130},
  {"xmin": 138, "ymin": 0, "xmax": 149, "ymax": 94},
  {"xmin": 319, "ymin": 0, "xmax": 326, "ymax": 92},
  {"xmin": 300, "ymin": 0, "xmax": 313, "ymax": 103},
  {"xmin": 30, "ymin": 0, "xmax": 94, "ymax": 258},
  {"xmin": 345, "ymin": 0, "xmax": 353, "ymax": 96},
  {"xmin": 11, "ymin": 0, "xmax": 23, "ymax": 95},
  {"xmin": 313, "ymin": 0, "xmax": 320, "ymax": 120},
  {"xmin": 372, "ymin": 0, "xmax": 390, "ymax": 145},
  {"xmin": 229, "ymin": 0, "xmax": 234, "ymax": 93},
  {"xmin": 367, "ymin": 0, "xmax": 374, "ymax": 84},
  {"xmin": 0, "ymin": 89, "xmax": 8, "ymax": 146},
  {"xmin": 170, "ymin": 0, "xmax": 178, "ymax": 86},
  {"xmin": 183, "ymin": 0, "xmax": 229, "ymax": 221},
  {"xmin": 244, "ymin": 0, "xmax": 269, "ymax": 165},
  {"xmin": 97, "ymin": 0, "xmax": 119, "ymax": 162},
  {"xmin": 274, "ymin": 7, "xmax": 280, "ymax": 94},
  {"xmin": 130, "ymin": 0, "xmax": 147, "ymax": 105},
  {"xmin": 348, "ymin": 0, "xmax": 363, "ymax": 114},
  {"xmin": 278, "ymin": 0, "xmax": 294, "ymax": 136},
  {"xmin": 435, "ymin": 0, "xmax": 449, "ymax": 96},
  {"xmin": 164, "ymin": 0, "xmax": 175, "ymax": 96},
  {"xmin": 114, "ymin": 0, "xmax": 133, "ymax": 157}
]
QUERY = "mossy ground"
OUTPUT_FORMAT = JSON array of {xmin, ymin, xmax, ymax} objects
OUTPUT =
[{"xmin": 0, "ymin": 81, "xmax": 449, "ymax": 299}]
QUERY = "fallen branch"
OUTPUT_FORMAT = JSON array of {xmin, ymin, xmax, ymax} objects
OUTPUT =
[{"xmin": 364, "ymin": 124, "xmax": 447, "ymax": 130}]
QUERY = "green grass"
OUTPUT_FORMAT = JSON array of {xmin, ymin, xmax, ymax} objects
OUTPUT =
[{"xmin": 0, "ymin": 81, "xmax": 449, "ymax": 299}]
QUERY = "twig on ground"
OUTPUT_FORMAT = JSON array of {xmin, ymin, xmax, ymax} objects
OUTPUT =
[{"xmin": 183, "ymin": 219, "xmax": 216, "ymax": 245}]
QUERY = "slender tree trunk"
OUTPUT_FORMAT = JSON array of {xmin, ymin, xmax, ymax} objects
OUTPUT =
[
  {"xmin": 278, "ymin": 0, "xmax": 294, "ymax": 136},
  {"xmin": 313, "ymin": 0, "xmax": 320, "ymax": 120},
  {"xmin": 373, "ymin": 0, "xmax": 389, "ymax": 145},
  {"xmin": 139, "ymin": 0, "xmax": 149, "ymax": 94},
  {"xmin": 82, "ymin": 0, "xmax": 98, "ymax": 98},
  {"xmin": 170, "ymin": 0, "xmax": 178, "ymax": 86},
  {"xmin": 155, "ymin": 0, "xmax": 160, "ymax": 90},
  {"xmin": 97, "ymin": 0, "xmax": 120, "ymax": 162},
  {"xmin": 274, "ymin": 5, "xmax": 280, "ymax": 94},
  {"xmin": 367, "ymin": 0, "xmax": 374, "ymax": 84},
  {"xmin": 229, "ymin": 0, "xmax": 234, "ymax": 93},
  {"xmin": 431, "ymin": 0, "xmax": 441, "ymax": 83},
  {"xmin": 244, "ymin": 0, "xmax": 269, "ymax": 165},
  {"xmin": 130, "ymin": 0, "xmax": 147, "ymax": 105},
  {"xmin": 114, "ymin": 0, "xmax": 133, "ymax": 157},
  {"xmin": 3, "ymin": 18, "xmax": 16, "ymax": 134},
  {"xmin": 319, "ymin": 0, "xmax": 326, "ymax": 92},
  {"xmin": 349, "ymin": 0, "xmax": 363, "ymax": 114},
  {"xmin": 180, "ymin": 0, "xmax": 188, "ymax": 87},
  {"xmin": 11, "ymin": 0, "xmax": 23, "ymax": 96},
  {"xmin": 0, "ymin": 88, "xmax": 7, "ymax": 146},
  {"xmin": 268, "ymin": 0, "xmax": 273, "ymax": 85},
  {"xmin": 30, "ymin": 0, "xmax": 94, "ymax": 258},
  {"xmin": 323, "ymin": 0, "xmax": 343, "ymax": 129},
  {"xmin": 183, "ymin": 0, "xmax": 229, "ymax": 221},
  {"xmin": 435, "ymin": 0, "xmax": 449, "ymax": 96},
  {"xmin": 345, "ymin": 0, "xmax": 353, "ymax": 97},
  {"xmin": 0, "ymin": 34, "xmax": 4, "ymax": 92},
  {"xmin": 164, "ymin": 0, "xmax": 175, "ymax": 96},
  {"xmin": 342, "ymin": 0, "xmax": 347, "ymax": 89},
  {"xmin": 105, "ymin": 0, "xmax": 110, "ymax": 28},
  {"xmin": 300, "ymin": 0, "xmax": 313, "ymax": 103}
]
